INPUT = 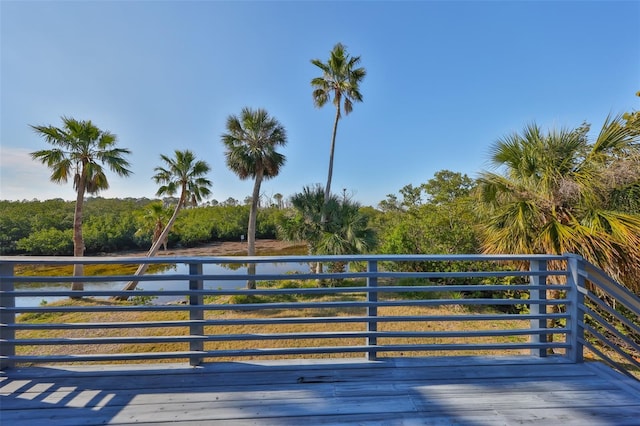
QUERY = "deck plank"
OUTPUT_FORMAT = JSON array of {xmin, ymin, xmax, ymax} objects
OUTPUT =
[{"xmin": 2, "ymin": 357, "xmax": 639, "ymax": 425}]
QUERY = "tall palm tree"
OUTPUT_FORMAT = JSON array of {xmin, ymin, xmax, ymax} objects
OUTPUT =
[
  {"xmin": 311, "ymin": 42, "xmax": 366, "ymax": 207},
  {"xmin": 222, "ymin": 107, "xmax": 287, "ymax": 289},
  {"xmin": 31, "ymin": 117, "xmax": 131, "ymax": 291},
  {"xmin": 121, "ymin": 150, "xmax": 212, "ymax": 293},
  {"xmin": 475, "ymin": 116, "xmax": 640, "ymax": 292}
]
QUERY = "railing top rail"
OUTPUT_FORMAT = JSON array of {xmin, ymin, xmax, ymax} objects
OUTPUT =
[
  {"xmin": 579, "ymin": 260, "xmax": 640, "ymax": 312},
  {"xmin": 0, "ymin": 253, "xmax": 568, "ymax": 265}
]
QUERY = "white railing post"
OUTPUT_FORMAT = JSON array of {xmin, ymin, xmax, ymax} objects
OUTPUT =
[
  {"xmin": 367, "ymin": 260, "xmax": 378, "ymax": 360},
  {"xmin": 0, "ymin": 262, "xmax": 15, "ymax": 370},
  {"xmin": 566, "ymin": 254, "xmax": 585, "ymax": 363},
  {"xmin": 529, "ymin": 259, "xmax": 547, "ymax": 357},
  {"xmin": 189, "ymin": 262, "xmax": 204, "ymax": 366}
]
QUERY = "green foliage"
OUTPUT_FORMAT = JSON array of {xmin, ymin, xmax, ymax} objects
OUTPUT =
[
  {"xmin": 0, "ymin": 199, "xmax": 74, "ymax": 254},
  {"xmin": 175, "ymin": 205, "xmax": 249, "ymax": 243},
  {"xmin": 173, "ymin": 210, "xmax": 215, "ymax": 247},
  {"xmin": 256, "ymin": 208, "xmax": 285, "ymax": 239},
  {"xmin": 0, "ymin": 198, "xmax": 283, "ymax": 255},
  {"xmin": 129, "ymin": 289, "xmax": 158, "ymax": 306},
  {"xmin": 16, "ymin": 228, "xmax": 73, "ymax": 255},
  {"xmin": 84, "ymin": 213, "xmax": 139, "ymax": 252},
  {"xmin": 375, "ymin": 171, "xmax": 481, "ymax": 272}
]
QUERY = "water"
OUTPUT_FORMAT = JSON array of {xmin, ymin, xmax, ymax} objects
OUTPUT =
[{"xmin": 14, "ymin": 261, "xmax": 309, "ymax": 307}]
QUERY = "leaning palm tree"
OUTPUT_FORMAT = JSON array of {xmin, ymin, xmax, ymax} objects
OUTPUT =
[
  {"xmin": 31, "ymin": 117, "xmax": 132, "ymax": 291},
  {"xmin": 222, "ymin": 107, "xmax": 287, "ymax": 289},
  {"xmin": 121, "ymin": 150, "xmax": 211, "ymax": 293},
  {"xmin": 311, "ymin": 42, "xmax": 366, "ymax": 207},
  {"xmin": 475, "ymin": 116, "xmax": 640, "ymax": 292}
]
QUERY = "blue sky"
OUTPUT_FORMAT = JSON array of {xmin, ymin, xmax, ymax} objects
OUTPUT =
[{"xmin": 1, "ymin": 0, "xmax": 638, "ymax": 207}]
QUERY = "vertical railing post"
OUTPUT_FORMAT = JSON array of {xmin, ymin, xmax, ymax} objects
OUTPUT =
[
  {"xmin": 0, "ymin": 262, "xmax": 16, "ymax": 370},
  {"xmin": 566, "ymin": 254, "xmax": 585, "ymax": 363},
  {"xmin": 529, "ymin": 259, "xmax": 547, "ymax": 357},
  {"xmin": 366, "ymin": 260, "xmax": 378, "ymax": 360},
  {"xmin": 188, "ymin": 262, "xmax": 204, "ymax": 366}
]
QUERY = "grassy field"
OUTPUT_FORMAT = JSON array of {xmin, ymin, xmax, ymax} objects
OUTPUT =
[
  {"xmin": 14, "ymin": 291, "xmax": 543, "ymax": 363},
  {"xmin": 13, "ymin": 280, "xmax": 638, "ymax": 380}
]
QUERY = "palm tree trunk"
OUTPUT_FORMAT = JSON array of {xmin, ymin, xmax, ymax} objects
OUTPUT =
[
  {"xmin": 246, "ymin": 173, "xmax": 263, "ymax": 289},
  {"xmin": 71, "ymin": 183, "xmax": 86, "ymax": 293},
  {"xmin": 317, "ymin": 106, "xmax": 341, "ymax": 280},
  {"xmin": 323, "ymin": 107, "xmax": 341, "ymax": 205}
]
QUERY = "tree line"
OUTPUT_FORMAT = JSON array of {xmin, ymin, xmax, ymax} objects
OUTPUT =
[{"xmin": 0, "ymin": 197, "xmax": 284, "ymax": 255}]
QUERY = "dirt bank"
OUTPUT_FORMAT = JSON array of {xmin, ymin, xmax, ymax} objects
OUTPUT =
[{"xmin": 113, "ymin": 239, "xmax": 307, "ymax": 257}]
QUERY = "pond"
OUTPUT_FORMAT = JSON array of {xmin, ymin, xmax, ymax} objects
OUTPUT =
[{"xmin": 14, "ymin": 261, "xmax": 310, "ymax": 307}]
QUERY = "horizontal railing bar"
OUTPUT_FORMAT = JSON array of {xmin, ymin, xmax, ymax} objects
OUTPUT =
[
  {"xmin": 6, "ymin": 313, "xmax": 570, "ymax": 330},
  {"xmin": 1, "ymin": 284, "xmax": 569, "ymax": 298},
  {"xmin": 6, "ymin": 342, "xmax": 569, "ymax": 363},
  {"xmin": 5, "ymin": 298, "xmax": 569, "ymax": 313},
  {"xmin": 0, "ymin": 253, "xmax": 569, "ymax": 266},
  {"xmin": 1, "ymin": 270, "xmax": 569, "ymax": 284},
  {"xmin": 9, "ymin": 328, "xmax": 567, "ymax": 346}
]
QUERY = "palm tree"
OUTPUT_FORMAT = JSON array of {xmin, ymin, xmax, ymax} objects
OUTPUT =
[
  {"xmin": 475, "ymin": 116, "xmax": 640, "ymax": 292},
  {"xmin": 279, "ymin": 184, "xmax": 376, "ymax": 280},
  {"xmin": 121, "ymin": 150, "xmax": 212, "ymax": 293},
  {"xmin": 274, "ymin": 193, "xmax": 284, "ymax": 209},
  {"xmin": 222, "ymin": 107, "xmax": 287, "ymax": 289},
  {"xmin": 279, "ymin": 184, "xmax": 327, "ymax": 258},
  {"xmin": 311, "ymin": 42, "xmax": 366, "ymax": 207},
  {"xmin": 135, "ymin": 202, "xmax": 171, "ymax": 251},
  {"xmin": 30, "ymin": 117, "xmax": 132, "ymax": 291}
]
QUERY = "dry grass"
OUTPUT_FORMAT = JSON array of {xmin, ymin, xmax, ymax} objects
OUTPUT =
[{"xmin": 15, "ymin": 296, "xmax": 534, "ymax": 363}]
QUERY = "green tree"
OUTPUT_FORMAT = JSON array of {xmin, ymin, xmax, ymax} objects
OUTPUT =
[
  {"xmin": 476, "ymin": 116, "xmax": 640, "ymax": 292},
  {"xmin": 376, "ymin": 172, "xmax": 480, "ymax": 274},
  {"xmin": 423, "ymin": 170, "xmax": 474, "ymax": 205},
  {"xmin": 222, "ymin": 107, "xmax": 287, "ymax": 289},
  {"xmin": 311, "ymin": 43, "xmax": 366, "ymax": 208},
  {"xmin": 31, "ymin": 117, "xmax": 132, "ymax": 291},
  {"xmin": 121, "ymin": 150, "xmax": 212, "ymax": 293}
]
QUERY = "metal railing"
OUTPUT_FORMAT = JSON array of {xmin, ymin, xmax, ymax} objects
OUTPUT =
[{"xmin": 1, "ymin": 253, "xmax": 638, "ymax": 379}]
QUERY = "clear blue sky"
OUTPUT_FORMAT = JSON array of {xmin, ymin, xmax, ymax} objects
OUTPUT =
[{"xmin": 1, "ymin": 0, "xmax": 638, "ymax": 207}]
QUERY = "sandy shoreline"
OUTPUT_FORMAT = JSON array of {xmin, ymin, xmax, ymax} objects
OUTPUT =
[{"xmin": 112, "ymin": 239, "xmax": 306, "ymax": 257}]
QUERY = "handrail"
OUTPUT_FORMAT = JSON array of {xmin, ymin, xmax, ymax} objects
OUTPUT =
[
  {"xmin": 1, "ymin": 253, "xmax": 638, "ymax": 381},
  {"xmin": 572, "ymin": 256, "xmax": 640, "ymax": 380}
]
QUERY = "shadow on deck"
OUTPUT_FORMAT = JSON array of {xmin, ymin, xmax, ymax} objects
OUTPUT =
[{"xmin": 2, "ymin": 356, "xmax": 640, "ymax": 425}]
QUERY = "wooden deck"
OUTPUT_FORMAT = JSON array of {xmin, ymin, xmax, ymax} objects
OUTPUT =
[{"xmin": 2, "ymin": 357, "xmax": 640, "ymax": 425}]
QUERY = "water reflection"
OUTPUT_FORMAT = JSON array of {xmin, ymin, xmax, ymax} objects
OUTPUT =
[{"xmin": 15, "ymin": 262, "xmax": 308, "ymax": 307}]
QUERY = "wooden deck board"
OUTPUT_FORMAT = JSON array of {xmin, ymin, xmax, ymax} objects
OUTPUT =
[{"xmin": 2, "ymin": 357, "xmax": 640, "ymax": 425}]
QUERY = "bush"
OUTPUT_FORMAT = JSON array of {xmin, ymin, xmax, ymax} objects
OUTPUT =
[{"xmin": 16, "ymin": 228, "xmax": 73, "ymax": 255}]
